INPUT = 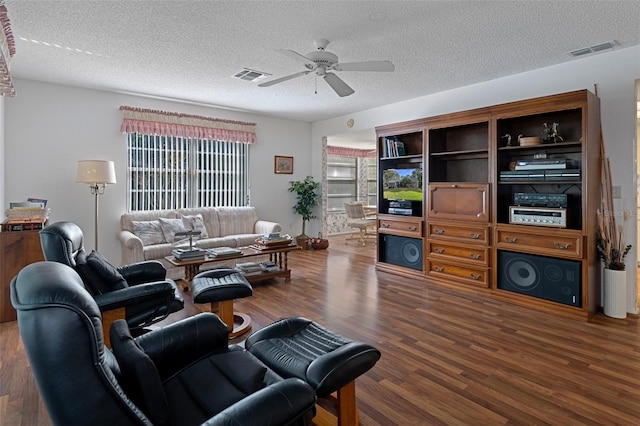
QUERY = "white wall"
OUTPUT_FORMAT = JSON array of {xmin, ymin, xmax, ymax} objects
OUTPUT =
[
  {"xmin": 312, "ymin": 45, "xmax": 640, "ymax": 314},
  {"xmin": 4, "ymin": 79, "xmax": 312, "ymax": 264}
]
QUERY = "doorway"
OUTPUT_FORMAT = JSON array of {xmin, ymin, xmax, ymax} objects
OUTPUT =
[{"xmin": 322, "ymin": 129, "xmax": 377, "ymax": 236}]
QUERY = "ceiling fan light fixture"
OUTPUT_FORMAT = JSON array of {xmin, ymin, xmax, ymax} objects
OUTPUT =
[{"xmin": 257, "ymin": 39, "xmax": 393, "ymax": 96}]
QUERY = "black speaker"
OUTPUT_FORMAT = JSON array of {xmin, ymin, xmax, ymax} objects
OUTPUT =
[
  {"xmin": 497, "ymin": 250, "xmax": 581, "ymax": 307},
  {"xmin": 380, "ymin": 235, "xmax": 423, "ymax": 270}
]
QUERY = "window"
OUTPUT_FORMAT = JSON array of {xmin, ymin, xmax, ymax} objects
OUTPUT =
[{"xmin": 127, "ymin": 133, "xmax": 249, "ymax": 211}]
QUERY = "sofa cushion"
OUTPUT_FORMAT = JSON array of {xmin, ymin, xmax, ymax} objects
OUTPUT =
[
  {"xmin": 178, "ymin": 207, "xmax": 220, "ymax": 238},
  {"xmin": 181, "ymin": 214, "xmax": 209, "ymax": 239},
  {"xmin": 121, "ymin": 209, "xmax": 178, "ymax": 233},
  {"xmin": 76, "ymin": 250, "xmax": 129, "ymax": 296},
  {"xmin": 193, "ymin": 236, "xmax": 239, "ymax": 250},
  {"xmin": 158, "ymin": 218, "xmax": 188, "ymax": 243},
  {"xmin": 216, "ymin": 207, "xmax": 258, "ymax": 236},
  {"xmin": 144, "ymin": 243, "xmax": 175, "ymax": 262},
  {"xmin": 132, "ymin": 220, "xmax": 167, "ymax": 246}
]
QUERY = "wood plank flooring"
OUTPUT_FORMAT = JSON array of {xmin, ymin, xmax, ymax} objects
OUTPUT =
[{"xmin": 1, "ymin": 235, "xmax": 639, "ymax": 425}]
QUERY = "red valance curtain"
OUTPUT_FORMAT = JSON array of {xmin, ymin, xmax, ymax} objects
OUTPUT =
[
  {"xmin": 0, "ymin": 1, "xmax": 16, "ymax": 97},
  {"xmin": 119, "ymin": 106, "xmax": 257, "ymax": 144},
  {"xmin": 326, "ymin": 145, "xmax": 376, "ymax": 158}
]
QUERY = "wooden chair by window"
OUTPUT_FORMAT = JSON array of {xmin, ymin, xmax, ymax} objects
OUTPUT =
[{"xmin": 344, "ymin": 202, "xmax": 377, "ymax": 246}]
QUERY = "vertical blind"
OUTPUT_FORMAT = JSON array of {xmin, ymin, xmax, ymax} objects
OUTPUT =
[{"xmin": 126, "ymin": 134, "xmax": 248, "ymax": 211}]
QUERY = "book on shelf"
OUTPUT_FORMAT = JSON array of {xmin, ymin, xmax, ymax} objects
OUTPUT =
[
  {"xmin": 236, "ymin": 261, "xmax": 263, "ymax": 274},
  {"xmin": 260, "ymin": 261, "xmax": 279, "ymax": 272},
  {"xmin": 1, "ymin": 220, "xmax": 46, "ymax": 232},
  {"xmin": 383, "ymin": 137, "xmax": 406, "ymax": 158}
]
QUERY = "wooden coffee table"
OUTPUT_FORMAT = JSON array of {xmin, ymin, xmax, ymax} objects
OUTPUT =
[{"xmin": 165, "ymin": 244, "xmax": 301, "ymax": 290}]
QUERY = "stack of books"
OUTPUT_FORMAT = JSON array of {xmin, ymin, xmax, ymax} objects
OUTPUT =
[
  {"xmin": 260, "ymin": 261, "xmax": 279, "ymax": 272},
  {"xmin": 3, "ymin": 198, "xmax": 50, "ymax": 231},
  {"xmin": 236, "ymin": 262, "xmax": 263, "ymax": 274},
  {"xmin": 253, "ymin": 233, "xmax": 293, "ymax": 249},
  {"xmin": 207, "ymin": 247, "xmax": 242, "ymax": 258},
  {"xmin": 381, "ymin": 137, "xmax": 405, "ymax": 157},
  {"xmin": 172, "ymin": 248, "xmax": 206, "ymax": 261}
]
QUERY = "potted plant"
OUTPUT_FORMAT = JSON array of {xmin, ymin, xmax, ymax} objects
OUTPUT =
[
  {"xmin": 288, "ymin": 176, "xmax": 320, "ymax": 249},
  {"xmin": 597, "ymin": 203, "xmax": 631, "ymax": 319}
]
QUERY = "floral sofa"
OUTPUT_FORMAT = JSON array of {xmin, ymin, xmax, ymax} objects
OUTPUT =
[{"xmin": 119, "ymin": 206, "xmax": 281, "ymax": 279}]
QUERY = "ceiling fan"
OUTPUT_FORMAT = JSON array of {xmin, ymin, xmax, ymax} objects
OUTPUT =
[{"xmin": 258, "ymin": 39, "xmax": 395, "ymax": 97}]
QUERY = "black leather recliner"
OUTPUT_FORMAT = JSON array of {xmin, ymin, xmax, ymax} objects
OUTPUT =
[
  {"xmin": 39, "ymin": 221, "xmax": 184, "ymax": 340},
  {"xmin": 10, "ymin": 261, "xmax": 317, "ymax": 426}
]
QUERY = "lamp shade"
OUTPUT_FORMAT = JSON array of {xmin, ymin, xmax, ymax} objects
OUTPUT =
[{"xmin": 76, "ymin": 160, "xmax": 116, "ymax": 184}]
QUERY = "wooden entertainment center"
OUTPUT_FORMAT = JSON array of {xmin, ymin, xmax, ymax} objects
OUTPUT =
[{"xmin": 376, "ymin": 90, "xmax": 601, "ymax": 320}]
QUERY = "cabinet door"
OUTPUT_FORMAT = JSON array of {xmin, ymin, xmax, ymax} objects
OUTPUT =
[
  {"xmin": 428, "ymin": 183, "xmax": 489, "ymax": 222},
  {"xmin": 1, "ymin": 231, "xmax": 45, "ymax": 322}
]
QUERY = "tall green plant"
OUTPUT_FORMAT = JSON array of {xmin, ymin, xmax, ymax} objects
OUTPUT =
[{"xmin": 288, "ymin": 176, "xmax": 320, "ymax": 237}]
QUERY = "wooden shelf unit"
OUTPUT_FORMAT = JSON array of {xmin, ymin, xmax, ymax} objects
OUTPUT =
[{"xmin": 375, "ymin": 90, "xmax": 601, "ymax": 320}]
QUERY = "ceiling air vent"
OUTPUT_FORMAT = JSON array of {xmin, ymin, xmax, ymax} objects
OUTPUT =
[
  {"xmin": 569, "ymin": 41, "xmax": 616, "ymax": 57},
  {"xmin": 233, "ymin": 68, "xmax": 271, "ymax": 82}
]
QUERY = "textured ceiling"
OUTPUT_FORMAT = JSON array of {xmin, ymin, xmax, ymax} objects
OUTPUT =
[{"xmin": 5, "ymin": 1, "xmax": 640, "ymax": 123}]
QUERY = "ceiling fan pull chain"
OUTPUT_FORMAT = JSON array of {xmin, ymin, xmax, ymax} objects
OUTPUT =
[{"xmin": 314, "ymin": 73, "xmax": 317, "ymax": 94}]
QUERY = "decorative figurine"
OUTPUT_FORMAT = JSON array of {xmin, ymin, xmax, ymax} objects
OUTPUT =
[
  {"xmin": 542, "ymin": 122, "xmax": 563, "ymax": 143},
  {"xmin": 501, "ymin": 133, "xmax": 512, "ymax": 147},
  {"xmin": 517, "ymin": 134, "xmax": 524, "ymax": 145}
]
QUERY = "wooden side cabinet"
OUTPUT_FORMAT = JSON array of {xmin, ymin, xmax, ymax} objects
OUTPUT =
[{"xmin": 0, "ymin": 230, "xmax": 44, "ymax": 322}]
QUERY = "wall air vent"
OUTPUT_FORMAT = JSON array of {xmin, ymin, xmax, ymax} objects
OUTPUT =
[
  {"xmin": 569, "ymin": 41, "xmax": 616, "ymax": 57},
  {"xmin": 233, "ymin": 68, "xmax": 271, "ymax": 82}
]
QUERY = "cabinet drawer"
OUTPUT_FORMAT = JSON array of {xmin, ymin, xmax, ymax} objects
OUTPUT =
[
  {"xmin": 496, "ymin": 226, "xmax": 582, "ymax": 258},
  {"xmin": 428, "ymin": 183, "xmax": 489, "ymax": 222},
  {"xmin": 427, "ymin": 259, "xmax": 489, "ymax": 288},
  {"xmin": 427, "ymin": 221, "xmax": 489, "ymax": 244},
  {"xmin": 378, "ymin": 218, "xmax": 422, "ymax": 236},
  {"xmin": 428, "ymin": 241, "xmax": 489, "ymax": 266}
]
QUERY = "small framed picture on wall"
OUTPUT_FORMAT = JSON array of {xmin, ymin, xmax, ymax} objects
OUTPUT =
[{"xmin": 274, "ymin": 155, "xmax": 294, "ymax": 174}]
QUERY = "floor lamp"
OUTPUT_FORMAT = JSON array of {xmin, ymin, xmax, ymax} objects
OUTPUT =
[{"xmin": 76, "ymin": 160, "xmax": 116, "ymax": 251}]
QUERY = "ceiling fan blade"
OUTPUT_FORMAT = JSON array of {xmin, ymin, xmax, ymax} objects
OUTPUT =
[
  {"xmin": 258, "ymin": 71, "xmax": 311, "ymax": 87},
  {"xmin": 323, "ymin": 72, "xmax": 355, "ymax": 97},
  {"xmin": 276, "ymin": 49, "xmax": 317, "ymax": 70},
  {"xmin": 333, "ymin": 60, "xmax": 395, "ymax": 72}
]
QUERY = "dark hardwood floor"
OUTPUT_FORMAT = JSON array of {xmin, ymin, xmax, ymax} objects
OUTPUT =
[{"xmin": 1, "ymin": 234, "xmax": 639, "ymax": 425}]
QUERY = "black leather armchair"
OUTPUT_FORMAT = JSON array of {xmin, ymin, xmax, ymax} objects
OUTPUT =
[
  {"xmin": 39, "ymin": 221, "xmax": 183, "ymax": 344},
  {"xmin": 10, "ymin": 261, "xmax": 316, "ymax": 426}
]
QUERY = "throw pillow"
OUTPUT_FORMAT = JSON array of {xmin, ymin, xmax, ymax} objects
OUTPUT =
[
  {"xmin": 158, "ymin": 218, "xmax": 187, "ymax": 243},
  {"xmin": 131, "ymin": 220, "xmax": 167, "ymax": 246},
  {"xmin": 76, "ymin": 250, "xmax": 128, "ymax": 295},
  {"xmin": 110, "ymin": 320, "xmax": 171, "ymax": 426},
  {"xmin": 181, "ymin": 214, "xmax": 209, "ymax": 239}
]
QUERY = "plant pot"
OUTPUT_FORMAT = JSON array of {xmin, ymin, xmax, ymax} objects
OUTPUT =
[
  {"xmin": 603, "ymin": 268, "xmax": 627, "ymax": 319},
  {"xmin": 296, "ymin": 235, "xmax": 310, "ymax": 250}
]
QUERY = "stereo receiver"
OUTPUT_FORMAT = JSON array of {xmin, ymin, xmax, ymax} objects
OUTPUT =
[{"xmin": 509, "ymin": 206, "xmax": 567, "ymax": 228}]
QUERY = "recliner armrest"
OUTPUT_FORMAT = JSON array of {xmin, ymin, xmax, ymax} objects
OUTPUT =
[
  {"xmin": 94, "ymin": 281, "xmax": 175, "ymax": 311},
  {"xmin": 118, "ymin": 260, "xmax": 167, "ymax": 284},
  {"xmin": 135, "ymin": 312, "xmax": 229, "ymax": 379},
  {"xmin": 203, "ymin": 378, "xmax": 316, "ymax": 426}
]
